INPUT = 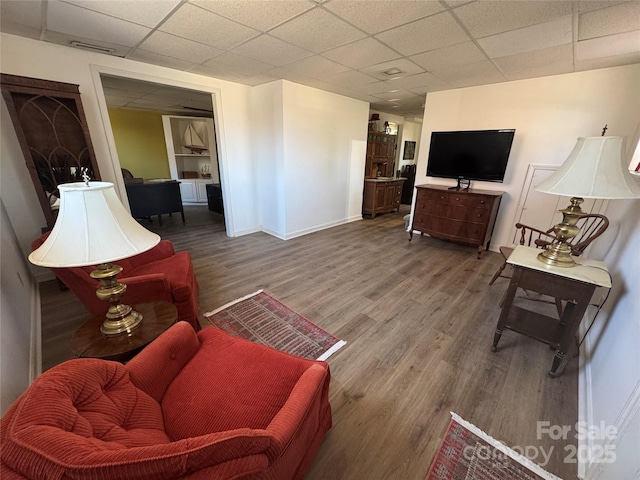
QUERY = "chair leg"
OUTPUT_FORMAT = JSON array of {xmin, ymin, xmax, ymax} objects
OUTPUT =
[{"xmin": 489, "ymin": 260, "xmax": 507, "ymax": 285}]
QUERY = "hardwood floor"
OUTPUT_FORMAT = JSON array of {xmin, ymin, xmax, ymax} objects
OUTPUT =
[{"xmin": 39, "ymin": 205, "xmax": 578, "ymax": 480}]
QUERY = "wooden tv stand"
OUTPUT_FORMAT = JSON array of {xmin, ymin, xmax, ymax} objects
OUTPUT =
[{"xmin": 409, "ymin": 184, "xmax": 504, "ymax": 258}]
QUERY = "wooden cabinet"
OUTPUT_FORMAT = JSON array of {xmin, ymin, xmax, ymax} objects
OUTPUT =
[
  {"xmin": 363, "ymin": 179, "xmax": 405, "ymax": 217},
  {"xmin": 178, "ymin": 179, "xmax": 211, "ymax": 203},
  {"xmin": 1, "ymin": 74, "xmax": 101, "ymax": 229},
  {"xmin": 410, "ymin": 184, "xmax": 503, "ymax": 258},
  {"xmin": 162, "ymin": 115, "xmax": 218, "ymax": 204},
  {"xmin": 365, "ymin": 131, "xmax": 397, "ymax": 178}
]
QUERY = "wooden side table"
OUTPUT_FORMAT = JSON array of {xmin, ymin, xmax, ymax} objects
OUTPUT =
[
  {"xmin": 491, "ymin": 246, "xmax": 611, "ymax": 377},
  {"xmin": 71, "ymin": 302, "xmax": 178, "ymax": 362}
]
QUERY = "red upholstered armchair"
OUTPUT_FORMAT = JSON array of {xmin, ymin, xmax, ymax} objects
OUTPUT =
[
  {"xmin": 31, "ymin": 235, "xmax": 200, "ymax": 330},
  {"xmin": 1, "ymin": 322, "xmax": 332, "ymax": 479}
]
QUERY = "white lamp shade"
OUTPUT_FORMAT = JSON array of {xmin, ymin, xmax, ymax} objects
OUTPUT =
[
  {"xmin": 535, "ymin": 136, "xmax": 640, "ymax": 199},
  {"xmin": 29, "ymin": 182, "xmax": 160, "ymax": 267}
]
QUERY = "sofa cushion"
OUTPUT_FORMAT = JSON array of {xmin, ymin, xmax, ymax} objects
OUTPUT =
[{"xmin": 161, "ymin": 327, "xmax": 318, "ymax": 440}]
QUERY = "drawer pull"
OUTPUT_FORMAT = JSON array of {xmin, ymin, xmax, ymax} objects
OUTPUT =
[{"xmin": 480, "ymin": 200, "xmax": 485, "ymax": 204}]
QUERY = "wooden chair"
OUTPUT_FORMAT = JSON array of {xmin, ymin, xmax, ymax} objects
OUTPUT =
[{"xmin": 489, "ymin": 213, "xmax": 609, "ymax": 286}]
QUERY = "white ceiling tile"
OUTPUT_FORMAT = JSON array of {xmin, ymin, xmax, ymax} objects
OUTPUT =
[
  {"xmin": 359, "ymin": 58, "xmax": 425, "ymax": 80},
  {"xmin": 202, "ymin": 52, "xmax": 274, "ymax": 76},
  {"xmin": 0, "ymin": 21, "xmax": 41, "ymax": 40},
  {"xmin": 577, "ymin": 30, "xmax": 640, "ymax": 59},
  {"xmin": 387, "ymin": 72, "xmax": 451, "ymax": 91},
  {"xmin": 324, "ymin": 0, "xmax": 445, "ymax": 34},
  {"xmin": 579, "ymin": 2, "xmax": 640, "ymax": 40},
  {"xmin": 453, "ymin": 0, "xmax": 574, "ymax": 38},
  {"xmin": 60, "ymin": 0, "xmax": 181, "ymax": 28},
  {"xmin": 578, "ymin": 1, "xmax": 630, "ymax": 14},
  {"xmin": 188, "ymin": 0, "xmax": 314, "ymax": 32},
  {"xmin": 0, "ymin": 0, "xmax": 43, "ymax": 29},
  {"xmin": 375, "ymin": 11, "xmax": 470, "ymax": 56},
  {"xmin": 323, "ymin": 69, "xmax": 379, "ymax": 89},
  {"xmin": 268, "ymin": 8, "xmax": 366, "ymax": 53},
  {"xmin": 495, "ymin": 44, "xmax": 574, "ymax": 73},
  {"xmin": 405, "ymin": 76, "xmax": 452, "ymax": 95},
  {"xmin": 136, "ymin": 31, "xmax": 223, "ymax": 64},
  {"xmin": 322, "ymin": 37, "xmax": 401, "ymax": 69},
  {"xmin": 230, "ymin": 34, "xmax": 312, "ymax": 66},
  {"xmin": 126, "ymin": 49, "xmax": 200, "ymax": 71},
  {"xmin": 356, "ymin": 81, "xmax": 397, "ymax": 95},
  {"xmin": 372, "ymin": 89, "xmax": 418, "ymax": 102},
  {"xmin": 479, "ymin": 16, "xmax": 573, "ymax": 59},
  {"xmin": 494, "ymin": 44, "xmax": 574, "ymax": 83},
  {"xmin": 47, "ymin": 0, "xmax": 151, "ymax": 47},
  {"xmin": 575, "ymin": 50, "xmax": 640, "ymax": 71},
  {"xmin": 433, "ymin": 59, "xmax": 506, "ymax": 88},
  {"xmin": 275, "ymin": 55, "xmax": 350, "ymax": 78},
  {"xmin": 159, "ymin": 3, "xmax": 259, "ymax": 50},
  {"xmin": 409, "ymin": 41, "xmax": 486, "ymax": 71}
]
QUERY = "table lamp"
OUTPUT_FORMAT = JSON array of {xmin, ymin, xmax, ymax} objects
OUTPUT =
[
  {"xmin": 29, "ymin": 180, "xmax": 160, "ymax": 336},
  {"xmin": 534, "ymin": 135, "xmax": 640, "ymax": 267}
]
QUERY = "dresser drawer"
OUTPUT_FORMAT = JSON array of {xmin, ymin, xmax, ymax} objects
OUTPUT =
[
  {"xmin": 417, "ymin": 188, "xmax": 450, "ymax": 203},
  {"xmin": 448, "ymin": 193, "xmax": 493, "ymax": 208}
]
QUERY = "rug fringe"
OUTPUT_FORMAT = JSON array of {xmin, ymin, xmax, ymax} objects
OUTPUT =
[
  {"xmin": 204, "ymin": 289, "xmax": 264, "ymax": 316},
  {"xmin": 316, "ymin": 340, "xmax": 347, "ymax": 361},
  {"xmin": 449, "ymin": 412, "xmax": 562, "ymax": 480}
]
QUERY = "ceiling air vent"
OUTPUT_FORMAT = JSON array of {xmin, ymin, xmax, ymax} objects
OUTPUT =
[
  {"xmin": 381, "ymin": 67, "xmax": 403, "ymax": 76},
  {"xmin": 70, "ymin": 41, "xmax": 116, "ymax": 55}
]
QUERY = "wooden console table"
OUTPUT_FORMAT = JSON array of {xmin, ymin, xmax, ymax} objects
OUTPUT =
[{"xmin": 491, "ymin": 246, "xmax": 611, "ymax": 377}]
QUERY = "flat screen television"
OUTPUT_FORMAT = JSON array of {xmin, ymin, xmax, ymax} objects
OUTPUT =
[{"xmin": 426, "ymin": 129, "xmax": 515, "ymax": 186}]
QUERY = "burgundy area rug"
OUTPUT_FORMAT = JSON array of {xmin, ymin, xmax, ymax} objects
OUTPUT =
[
  {"xmin": 426, "ymin": 413, "xmax": 561, "ymax": 480},
  {"xmin": 204, "ymin": 290, "xmax": 346, "ymax": 361}
]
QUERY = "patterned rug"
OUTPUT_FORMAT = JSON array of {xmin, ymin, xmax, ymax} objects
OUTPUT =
[
  {"xmin": 204, "ymin": 290, "xmax": 346, "ymax": 361},
  {"xmin": 426, "ymin": 413, "xmax": 561, "ymax": 480}
]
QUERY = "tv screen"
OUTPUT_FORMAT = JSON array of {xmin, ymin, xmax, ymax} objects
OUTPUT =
[{"xmin": 426, "ymin": 129, "xmax": 515, "ymax": 183}]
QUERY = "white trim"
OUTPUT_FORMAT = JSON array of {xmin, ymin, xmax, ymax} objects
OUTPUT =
[
  {"xmin": 450, "ymin": 412, "xmax": 563, "ymax": 480},
  {"xmin": 316, "ymin": 340, "xmax": 347, "ymax": 361},
  {"xmin": 578, "ymin": 328, "xmax": 595, "ymax": 479},
  {"xmin": 281, "ymin": 216, "xmax": 363, "ymax": 240},
  {"xmin": 204, "ymin": 289, "xmax": 263, "ymax": 317}
]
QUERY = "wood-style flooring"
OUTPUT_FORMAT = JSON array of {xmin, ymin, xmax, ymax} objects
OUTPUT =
[{"xmin": 39, "ymin": 205, "xmax": 578, "ymax": 480}]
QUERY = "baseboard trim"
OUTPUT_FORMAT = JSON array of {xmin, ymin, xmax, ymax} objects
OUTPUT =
[{"xmin": 281, "ymin": 216, "xmax": 363, "ymax": 240}]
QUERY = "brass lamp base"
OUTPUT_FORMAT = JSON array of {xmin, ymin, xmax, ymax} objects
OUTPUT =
[
  {"xmin": 536, "ymin": 196, "xmax": 584, "ymax": 268},
  {"xmin": 537, "ymin": 244, "xmax": 576, "ymax": 268},
  {"xmin": 91, "ymin": 263, "xmax": 143, "ymax": 337}
]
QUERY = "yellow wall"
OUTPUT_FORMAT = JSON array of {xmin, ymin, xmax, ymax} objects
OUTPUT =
[{"xmin": 107, "ymin": 108, "xmax": 170, "ymax": 179}]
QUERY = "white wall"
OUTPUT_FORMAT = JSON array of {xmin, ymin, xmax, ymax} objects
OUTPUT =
[
  {"xmin": 282, "ymin": 81, "xmax": 368, "ymax": 238},
  {"xmin": 253, "ymin": 81, "xmax": 285, "ymax": 237},
  {"xmin": 0, "ymin": 199, "xmax": 40, "ymax": 415},
  {"xmin": 581, "ymin": 199, "xmax": 640, "ymax": 480},
  {"xmin": 413, "ymin": 64, "xmax": 640, "ymax": 478},
  {"xmin": 414, "ymin": 64, "xmax": 640, "ymax": 254}
]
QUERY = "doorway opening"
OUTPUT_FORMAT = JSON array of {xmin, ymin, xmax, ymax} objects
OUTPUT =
[{"xmin": 99, "ymin": 74, "xmax": 225, "ymax": 232}]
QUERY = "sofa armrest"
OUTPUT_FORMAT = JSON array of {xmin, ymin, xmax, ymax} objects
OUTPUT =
[
  {"xmin": 127, "ymin": 322, "xmax": 201, "ymax": 402},
  {"xmin": 5, "ymin": 425, "xmax": 270, "ymax": 480},
  {"xmin": 264, "ymin": 363, "xmax": 329, "ymax": 459}
]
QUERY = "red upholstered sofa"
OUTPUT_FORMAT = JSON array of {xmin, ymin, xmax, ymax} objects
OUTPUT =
[
  {"xmin": 31, "ymin": 235, "xmax": 200, "ymax": 330},
  {"xmin": 1, "ymin": 322, "xmax": 332, "ymax": 479}
]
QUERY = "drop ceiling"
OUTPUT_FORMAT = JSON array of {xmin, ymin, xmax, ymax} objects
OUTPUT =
[{"xmin": 1, "ymin": 0, "xmax": 639, "ymax": 117}]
